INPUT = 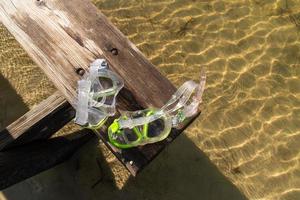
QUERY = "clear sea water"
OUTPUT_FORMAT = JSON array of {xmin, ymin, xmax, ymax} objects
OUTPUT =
[{"xmin": 1, "ymin": 0, "xmax": 300, "ymax": 199}]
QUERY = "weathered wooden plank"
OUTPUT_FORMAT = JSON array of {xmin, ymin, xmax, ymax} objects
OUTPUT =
[
  {"xmin": 0, "ymin": 0, "xmax": 175, "ymax": 107},
  {"xmin": 0, "ymin": 91, "xmax": 74, "ymax": 150},
  {"xmin": 0, "ymin": 0, "xmax": 200, "ymax": 175},
  {"xmin": 0, "ymin": 130, "xmax": 94, "ymax": 190}
]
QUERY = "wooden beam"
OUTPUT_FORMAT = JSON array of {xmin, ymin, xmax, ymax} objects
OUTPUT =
[
  {"xmin": 0, "ymin": 0, "xmax": 175, "ymax": 107},
  {"xmin": 0, "ymin": 0, "xmax": 200, "ymax": 175},
  {"xmin": 0, "ymin": 91, "xmax": 74, "ymax": 150},
  {"xmin": 0, "ymin": 130, "xmax": 94, "ymax": 190}
]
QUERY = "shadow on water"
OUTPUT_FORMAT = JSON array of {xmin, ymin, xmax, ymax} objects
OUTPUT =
[
  {"xmin": 2, "ymin": 134, "xmax": 247, "ymax": 200},
  {"xmin": 0, "ymin": 73, "xmax": 29, "ymax": 149},
  {"xmin": 0, "ymin": 58, "xmax": 247, "ymax": 200},
  {"xmin": 92, "ymin": 135, "xmax": 248, "ymax": 200},
  {"xmin": 0, "ymin": 73, "xmax": 29, "ymax": 131}
]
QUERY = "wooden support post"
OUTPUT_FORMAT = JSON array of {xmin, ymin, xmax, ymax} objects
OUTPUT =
[
  {"xmin": 0, "ymin": 0, "xmax": 200, "ymax": 175},
  {"xmin": 0, "ymin": 92, "xmax": 74, "ymax": 150},
  {"xmin": 0, "ymin": 130, "xmax": 94, "ymax": 190}
]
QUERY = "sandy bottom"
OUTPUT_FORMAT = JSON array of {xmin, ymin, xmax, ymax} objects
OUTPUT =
[{"xmin": 1, "ymin": 0, "xmax": 300, "ymax": 199}]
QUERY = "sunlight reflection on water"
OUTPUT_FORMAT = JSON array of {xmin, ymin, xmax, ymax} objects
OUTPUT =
[{"xmin": 0, "ymin": 0, "xmax": 300, "ymax": 199}]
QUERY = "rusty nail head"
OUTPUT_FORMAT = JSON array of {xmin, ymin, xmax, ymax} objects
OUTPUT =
[
  {"xmin": 111, "ymin": 48, "xmax": 118, "ymax": 55},
  {"xmin": 76, "ymin": 68, "xmax": 85, "ymax": 76}
]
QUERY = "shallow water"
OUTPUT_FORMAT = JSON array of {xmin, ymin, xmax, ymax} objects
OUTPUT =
[
  {"xmin": 1, "ymin": 0, "xmax": 300, "ymax": 199},
  {"xmin": 94, "ymin": 0, "xmax": 300, "ymax": 199}
]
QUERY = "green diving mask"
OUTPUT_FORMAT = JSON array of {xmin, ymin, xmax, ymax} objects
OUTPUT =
[
  {"xmin": 108, "ymin": 69, "xmax": 206, "ymax": 148},
  {"xmin": 75, "ymin": 59, "xmax": 124, "ymax": 129}
]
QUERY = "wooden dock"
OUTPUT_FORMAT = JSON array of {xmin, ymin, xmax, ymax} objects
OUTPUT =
[{"xmin": 0, "ymin": 0, "xmax": 199, "ymax": 188}]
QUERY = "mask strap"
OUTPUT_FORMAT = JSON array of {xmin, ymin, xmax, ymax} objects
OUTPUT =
[
  {"xmin": 75, "ymin": 79, "xmax": 92, "ymax": 126},
  {"xmin": 161, "ymin": 80, "xmax": 198, "ymax": 115},
  {"xmin": 182, "ymin": 68, "xmax": 206, "ymax": 118},
  {"xmin": 117, "ymin": 81, "xmax": 196, "ymax": 129},
  {"xmin": 118, "ymin": 69, "xmax": 206, "ymax": 129},
  {"xmin": 118, "ymin": 111, "xmax": 164, "ymax": 129}
]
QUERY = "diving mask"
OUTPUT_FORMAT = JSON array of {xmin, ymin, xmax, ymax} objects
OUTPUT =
[
  {"xmin": 75, "ymin": 59, "xmax": 124, "ymax": 129},
  {"xmin": 108, "ymin": 69, "xmax": 206, "ymax": 148}
]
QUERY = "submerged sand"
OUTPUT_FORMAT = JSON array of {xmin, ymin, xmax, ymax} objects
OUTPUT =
[{"xmin": 1, "ymin": 0, "xmax": 300, "ymax": 199}]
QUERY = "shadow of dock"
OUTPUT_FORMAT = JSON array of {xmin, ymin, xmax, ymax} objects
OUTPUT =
[
  {"xmin": 1, "ymin": 133, "xmax": 247, "ymax": 200},
  {"xmin": 0, "ymin": 73, "xmax": 28, "ymax": 131},
  {"xmin": 92, "ymin": 134, "xmax": 248, "ymax": 200}
]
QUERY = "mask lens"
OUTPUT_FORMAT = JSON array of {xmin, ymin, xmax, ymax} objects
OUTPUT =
[
  {"xmin": 91, "ymin": 76, "xmax": 114, "ymax": 97},
  {"xmin": 90, "ymin": 75, "xmax": 119, "ymax": 113},
  {"xmin": 146, "ymin": 118, "xmax": 165, "ymax": 138},
  {"xmin": 108, "ymin": 109, "xmax": 172, "ymax": 148},
  {"xmin": 94, "ymin": 95, "xmax": 114, "ymax": 106},
  {"xmin": 99, "ymin": 77, "xmax": 113, "ymax": 90},
  {"xmin": 124, "ymin": 129, "xmax": 139, "ymax": 142}
]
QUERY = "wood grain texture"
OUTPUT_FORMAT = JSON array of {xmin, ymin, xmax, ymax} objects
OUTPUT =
[
  {"xmin": 0, "ymin": 91, "xmax": 74, "ymax": 150},
  {"xmin": 0, "ymin": 0, "xmax": 175, "ymax": 107},
  {"xmin": 0, "ymin": 0, "xmax": 200, "ymax": 175}
]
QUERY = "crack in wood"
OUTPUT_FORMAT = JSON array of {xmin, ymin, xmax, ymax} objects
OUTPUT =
[{"xmin": 8, "ymin": 0, "xmax": 17, "ymax": 10}]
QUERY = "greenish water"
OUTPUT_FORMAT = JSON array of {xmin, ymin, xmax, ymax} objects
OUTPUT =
[{"xmin": 1, "ymin": 0, "xmax": 300, "ymax": 199}]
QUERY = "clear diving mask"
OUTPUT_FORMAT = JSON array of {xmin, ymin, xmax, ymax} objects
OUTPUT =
[
  {"xmin": 108, "ymin": 69, "xmax": 206, "ymax": 148},
  {"xmin": 75, "ymin": 59, "xmax": 124, "ymax": 129}
]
